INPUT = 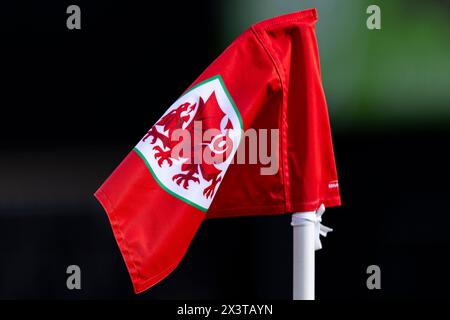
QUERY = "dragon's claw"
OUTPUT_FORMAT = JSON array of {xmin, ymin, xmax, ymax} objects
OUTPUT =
[
  {"xmin": 142, "ymin": 127, "xmax": 159, "ymax": 144},
  {"xmin": 203, "ymin": 177, "xmax": 222, "ymax": 199},
  {"xmin": 172, "ymin": 173, "xmax": 199, "ymax": 189},
  {"xmin": 153, "ymin": 146, "xmax": 173, "ymax": 167}
]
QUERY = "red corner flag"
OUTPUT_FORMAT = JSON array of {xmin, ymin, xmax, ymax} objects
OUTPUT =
[{"xmin": 95, "ymin": 8, "xmax": 341, "ymax": 293}]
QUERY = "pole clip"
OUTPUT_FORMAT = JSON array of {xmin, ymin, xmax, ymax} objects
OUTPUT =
[{"xmin": 291, "ymin": 204, "xmax": 333, "ymax": 251}]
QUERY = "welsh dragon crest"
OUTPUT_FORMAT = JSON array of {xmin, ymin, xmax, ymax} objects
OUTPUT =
[{"xmin": 135, "ymin": 76, "xmax": 242, "ymax": 211}]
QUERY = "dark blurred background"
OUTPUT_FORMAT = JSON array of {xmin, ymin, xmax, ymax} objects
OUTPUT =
[{"xmin": 0, "ymin": 0, "xmax": 449, "ymax": 299}]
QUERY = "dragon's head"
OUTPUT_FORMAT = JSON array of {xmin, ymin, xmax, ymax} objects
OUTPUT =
[
  {"xmin": 179, "ymin": 102, "xmax": 195, "ymax": 114},
  {"xmin": 178, "ymin": 101, "xmax": 196, "ymax": 124}
]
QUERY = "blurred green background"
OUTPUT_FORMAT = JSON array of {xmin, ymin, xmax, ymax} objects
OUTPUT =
[{"xmin": 218, "ymin": 0, "xmax": 450, "ymax": 131}]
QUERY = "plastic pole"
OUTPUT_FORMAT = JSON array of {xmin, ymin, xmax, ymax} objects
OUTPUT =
[{"xmin": 291, "ymin": 211, "xmax": 316, "ymax": 300}]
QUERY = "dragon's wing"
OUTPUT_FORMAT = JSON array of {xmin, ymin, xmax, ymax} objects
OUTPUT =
[{"xmin": 187, "ymin": 91, "xmax": 227, "ymax": 139}]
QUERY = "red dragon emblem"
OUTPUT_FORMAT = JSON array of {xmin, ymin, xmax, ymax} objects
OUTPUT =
[{"xmin": 142, "ymin": 91, "xmax": 234, "ymax": 199}]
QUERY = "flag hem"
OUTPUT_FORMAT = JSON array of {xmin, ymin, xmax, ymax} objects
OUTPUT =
[
  {"xmin": 207, "ymin": 196, "xmax": 341, "ymax": 219},
  {"xmin": 95, "ymin": 188, "xmax": 192, "ymax": 294},
  {"xmin": 93, "ymin": 188, "xmax": 143, "ymax": 293}
]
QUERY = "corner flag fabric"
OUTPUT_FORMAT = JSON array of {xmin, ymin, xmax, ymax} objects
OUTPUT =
[{"xmin": 95, "ymin": 8, "xmax": 341, "ymax": 293}]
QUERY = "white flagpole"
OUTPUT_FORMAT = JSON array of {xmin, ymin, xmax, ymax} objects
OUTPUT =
[
  {"xmin": 291, "ymin": 211, "xmax": 316, "ymax": 300},
  {"xmin": 291, "ymin": 204, "xmax": 332, "ymax": 300}
]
